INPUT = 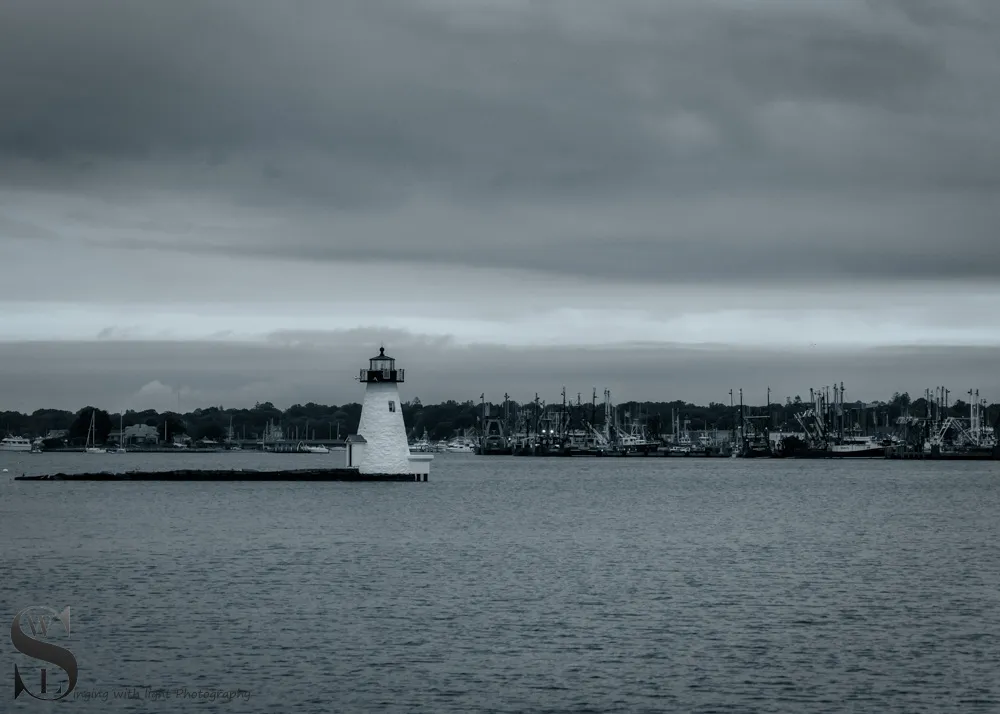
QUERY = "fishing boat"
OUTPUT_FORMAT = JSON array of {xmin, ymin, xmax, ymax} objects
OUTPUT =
[{"xmin": 828, "ymin": 435, "xmax": 885, "ymax": 458}]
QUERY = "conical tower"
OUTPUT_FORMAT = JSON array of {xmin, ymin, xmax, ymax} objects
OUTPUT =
[{"xmin": 353, "ymin": 347, "xmax": 414, "ymax": 474}]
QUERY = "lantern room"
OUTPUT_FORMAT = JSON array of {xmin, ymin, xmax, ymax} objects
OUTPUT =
[{"xmin": 360, "ymin": 346, "xmax": 404, "ymax": 383}]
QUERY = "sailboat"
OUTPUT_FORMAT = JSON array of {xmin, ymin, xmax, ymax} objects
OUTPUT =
[
  {"xmin": 109, "ymin": 411, "xmax": 126, "ymax": 454},
  {"xmin": 84, "ymin": 410, "xmax": 106, "ymax": 453},
  {"xmin": 227, "ymin": 416, "xmax": 242, "ymax": 451}
]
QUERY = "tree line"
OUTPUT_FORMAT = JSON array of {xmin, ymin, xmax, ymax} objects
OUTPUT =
[{"xmin": 2, "ymin": 391, "xmax": 997, "ymax": 446}]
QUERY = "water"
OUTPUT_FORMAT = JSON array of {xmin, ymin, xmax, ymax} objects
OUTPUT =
[{"xmin": 2, "ymin": 453, "xmax": 998, "ymax": 712}]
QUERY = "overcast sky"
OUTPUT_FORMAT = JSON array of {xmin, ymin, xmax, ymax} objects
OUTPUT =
[{"xmin": 1, "ymin": 0, "xmax": 999, "ymax": 411}]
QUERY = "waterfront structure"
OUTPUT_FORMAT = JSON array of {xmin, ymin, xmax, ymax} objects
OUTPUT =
[
  {"xmin": 348, "ymin": 347, "xmax": 432, "ymax": 478},
  {"xmin": 119, "ymin": 424, "xmax": 159, "ymax": 445}
]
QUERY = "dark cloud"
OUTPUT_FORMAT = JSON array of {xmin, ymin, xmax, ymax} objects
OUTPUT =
[
  {"xmin": 1, "ymin": 0, "xmax": 999, "ymax": 284},
  {"xmin": 1, "ymin": 331, "xmax": 998, "ymax": 412}
]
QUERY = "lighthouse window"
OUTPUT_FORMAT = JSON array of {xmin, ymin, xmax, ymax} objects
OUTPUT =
[{"xmin": 388, "ymin": 400, "xmax": 395, "ymax": 412}]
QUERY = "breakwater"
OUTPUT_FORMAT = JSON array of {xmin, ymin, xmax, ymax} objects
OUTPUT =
[{"xmin": 15, "ymin": 468, "xmax": 427, "ymax": 482}]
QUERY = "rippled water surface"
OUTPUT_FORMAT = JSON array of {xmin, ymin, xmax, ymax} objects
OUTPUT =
[{"xmin": 2, "ymin": 452, "xmax": 999, "ymax": 712}]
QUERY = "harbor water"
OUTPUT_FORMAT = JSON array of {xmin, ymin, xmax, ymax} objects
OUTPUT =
[{"xmin": 2, "ymin": 452, "xmax": 998, "ymax": 712}]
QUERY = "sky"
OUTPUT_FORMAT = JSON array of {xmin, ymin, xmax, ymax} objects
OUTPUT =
[{"xmin": 1, "ymin": 0, "xmax": 999, "ymax": 412}]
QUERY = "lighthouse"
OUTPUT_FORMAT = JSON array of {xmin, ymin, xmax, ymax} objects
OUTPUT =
[{"xmin": 347, "ymin": 346, "xmax": 432, "ymax": 479}]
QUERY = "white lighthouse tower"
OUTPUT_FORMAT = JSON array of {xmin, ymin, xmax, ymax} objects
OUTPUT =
[{"xmin": 347, "ymin": 346, "xmax": 432, "ymax": 479}]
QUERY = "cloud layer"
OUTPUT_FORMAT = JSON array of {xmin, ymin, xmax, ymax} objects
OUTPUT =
[
  {"xmin": 2, "ymin": 1, "xmax": 999, "ymax": 409},
  {"xmin": 1, "ymin": 333, "xmax": 998, "ymax": 413},
  {"xmin": 2, "ymin": 0, "xmax": 999, "ymax": 283}
]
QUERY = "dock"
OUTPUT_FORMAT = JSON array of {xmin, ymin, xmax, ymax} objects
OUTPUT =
[{"xmin": 15, "ymin": 468, "xmax": 428, "ymax": 482}]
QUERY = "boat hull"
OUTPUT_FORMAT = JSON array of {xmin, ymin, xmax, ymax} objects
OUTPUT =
[
  {"xmin": 829, "ymin": 448, "xmax": 885, "ymax": 458},
  {"xmin": 782, "ymin": 447, "xmax": 885, "ymax": 458}
]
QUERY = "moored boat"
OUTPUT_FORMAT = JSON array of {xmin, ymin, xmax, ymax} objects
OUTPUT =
[
  {"xmin": 445, "ymin": 439, "xmax": 476, "ymax": 453},
  {"xmin": 300, "ymin": 444, "xmax": 330, "ymax": 454},
  {"xmin": 829, "ymin": 436, "xmax": 887, "ymax": 458},
  {"xmin": 0, "ymin": 435, "xmax": 32, "ymax": 452}
]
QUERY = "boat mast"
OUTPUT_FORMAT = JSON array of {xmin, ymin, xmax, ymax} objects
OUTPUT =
[
  {"xmin": 561, "ymin": 387, "xmax": 567, "ymax": 441},
  {"xmin": 729, "ymin": 389, "xmax": 735, "ymax": 448},
  {"xmin": 533, "ymin": 393, "xmax": 540, "ymax": 443},
  {"xmin": 739, "ymin": 388, "xmax": 744, "ymax": 454}
]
